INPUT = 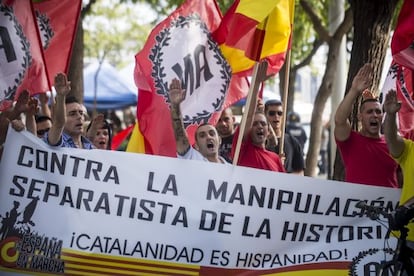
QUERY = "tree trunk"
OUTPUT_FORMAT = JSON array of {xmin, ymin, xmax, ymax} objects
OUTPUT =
[
  {"xmin": 332, "ymin": 0, "xmax": 398, "ymax": 181},
  {"xmin": 278, "ymin": 64, "xmax": 296, "ymax": 114},
  {"xmin": 305, "ymin": 38, "xmax": 344, "ymax": 176},
  {"xmin": 68, "ymin": 17, "xmax": 84, "ymax": 103}
]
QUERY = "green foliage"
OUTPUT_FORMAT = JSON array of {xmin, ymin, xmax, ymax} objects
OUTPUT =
[
  {"xmin": 84, "ymin": 0, "xmax": 336, "ymax": 73},
  {"xmin": 291, "ymin": 0, "xmax": 329, "ymax": 66},
  {"xmin": 83, "ymin": 0, "xmax": 154, "ymax": 68}
]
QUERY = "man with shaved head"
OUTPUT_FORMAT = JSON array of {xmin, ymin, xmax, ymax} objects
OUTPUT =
[
  {"xmin": 334, "ymin": 63, "xmax": 399, "ymax": 188},
  {"xmin": 168, "ymin": 78, "xmax": 228, "ymax": 163}
]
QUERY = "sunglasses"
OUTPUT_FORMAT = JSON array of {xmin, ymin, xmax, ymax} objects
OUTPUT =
[
  {"xmin": 268, "ymin": 111, "xmax": 283, "ymax": 116},
  {"xmin": 37, "ymin": 128, "xmax": 50, "ymax": 136}
]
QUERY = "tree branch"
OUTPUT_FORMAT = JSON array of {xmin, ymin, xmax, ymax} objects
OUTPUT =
[
  {"xmin": 292, "ymin": 39, "xmax": 324, "ymax": 71},
  {"xmin": 300, "ymin": 0, "xmax": 330, "ymax": 42}
]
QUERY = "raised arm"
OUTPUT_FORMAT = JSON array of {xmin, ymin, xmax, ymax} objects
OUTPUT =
[
  {"xmin": 25, "ymin": 96, "xmax": 39, "ymax": 136},
  {"xmin": 86, "ymin": 113, "xmax": 105, "ymax": 142},
  {"xmin": 168, "ymin": 78, "xmax": 190, "ymax": 155},
  {"xmin": 334, "ymin": 63, "xmax": 373, "ymax": 141},
  {"xmin": 38, "ymin": 92, "xmax": 52, "ymax": 117},
  {"xmin": 47, "ymin": 73, "xmax": 71, "ymax": 146},
  {"xmin": 383, "ymin": 89, "xmax": 405, "ymax": 158}
]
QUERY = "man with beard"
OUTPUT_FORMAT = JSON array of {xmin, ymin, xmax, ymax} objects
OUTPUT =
[
  {"xmin": 168, "ymin": 78, "xmax": 228, "ymax": 163},
  {"xmin": 334, "ymin": 63, "xmax": 399, "ymax": 188}
]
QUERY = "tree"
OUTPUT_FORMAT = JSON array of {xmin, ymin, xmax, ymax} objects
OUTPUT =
[
  {"xmin": 332, "ymin": 0, "xmax": 399, "ymax": 181},
  {"xmin": 68, "ymin": 0, "xmax": 155, "ymax": 102},
  {"xmin": 298, "ymin": 0, "xmax": 352, "ymax": 177}
]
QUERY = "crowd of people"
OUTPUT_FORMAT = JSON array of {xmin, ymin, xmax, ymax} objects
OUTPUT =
[{"xmin": 0, "ymin": 64, "xmax": 410, "ymax": 188}]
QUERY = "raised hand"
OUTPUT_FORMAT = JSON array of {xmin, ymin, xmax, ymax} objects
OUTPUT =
[
  {"xmin": 38, "ymin": 92, "xmax": 49, "ymax": 105},
  {"xmin": 26, "ymin": 96, "xmax": 39, "ymax": 116},
  {"xmin": 54, "ymin": 73, "xmax": 71, "ymax": 97},
  {"xmin": 383, "ymin": 90, "xmax": 401, "ymax": 115},
  {"xmin": 14, "ymin": 90, "xmax": 30, "ymax": 115},
  {"xmin": 87, "ymin": 113, "xmax": 105, "ymax": 140},
  {"xmin": 351, "ymin": 63, "xmax": 373, "ymax": 93},
  {"xmin": 168, "ymin": 78, "xmax": 185, "ymax": 106}
]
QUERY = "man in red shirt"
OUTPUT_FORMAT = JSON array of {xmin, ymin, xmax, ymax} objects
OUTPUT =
[
  {"xmin": 334, "ymin": 63, "xmax": 399, "ymax": 187},
  {"xmin": 232, "ymin": 108, "xmax": 285, "ymax": 172}
]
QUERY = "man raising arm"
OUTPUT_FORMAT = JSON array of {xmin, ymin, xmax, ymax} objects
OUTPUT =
[
  {"xmin": 168, "ymin": 78, "xmax": 226, "ymax": 163},
  {"xmin": 334, "ymin": 63, "xmax": 399, "ymax": 187}
]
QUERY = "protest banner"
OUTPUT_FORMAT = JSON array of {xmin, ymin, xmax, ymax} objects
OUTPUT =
[{"xmin": 0, "ymin": 128, "xmax": 401, "ymax": 275}]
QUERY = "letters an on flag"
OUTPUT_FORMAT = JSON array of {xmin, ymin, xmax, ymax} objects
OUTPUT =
[
  {"xmin": 0, "ymin": 0, "xmax": 50, "ymax": 111},
  {"xmin": 391, "ymin": 0, "xmax": 414, "ymax": 70},
  {"xmin": 130, "ymin": 0, "xmax": 249, "ymax": 156},
  {"xmin": 33, "ymin": 0, "xmax": 82, "ymax": 85},
  {"xmin": 213, "ymin": 0, "xmax": 295, "ymax": 76}
]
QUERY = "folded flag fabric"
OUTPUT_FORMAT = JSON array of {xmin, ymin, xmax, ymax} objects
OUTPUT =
[
  {"xmin": 213, "ymin": 0, "xmax": 295, "ymax": 76},
  {"xmin": 391, "ymin": 0, "xmax": 414, "ymax": 70},
  {"xmin": 33, "ymin": 0, "xmax": 82, "ymax": 85},
  {"xmin": 0, "ymin": 0, "xmax": 50, "ymax": 111}
]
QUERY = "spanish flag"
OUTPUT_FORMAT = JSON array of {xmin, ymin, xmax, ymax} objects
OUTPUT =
[{"xmin": 213, "ymin": 0, "xmax": 295, "ymax": 76}]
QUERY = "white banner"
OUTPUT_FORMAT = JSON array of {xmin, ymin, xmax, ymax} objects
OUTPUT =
[{"xmin": 0, "ymin": 128, "xmax": 401, "ymax": 275}]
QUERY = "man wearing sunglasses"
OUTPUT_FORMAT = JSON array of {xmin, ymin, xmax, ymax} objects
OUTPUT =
[
  {"xmin": 35, "ymin": 115, "xmax": 52, "ymax": 138},
  {"xmin": 264, "ymin": 99, "xmax": 305, "ymax": 175}
]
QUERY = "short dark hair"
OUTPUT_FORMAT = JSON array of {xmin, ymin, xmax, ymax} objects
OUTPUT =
[
  {"xmin": 65, "ymin": 96, "xmax": 80, "ymax": 105},
  {"xmin": 194, "ymin": 123, "xmax": 216, "ymax": 142},
  {"xmin": 264, "ymin": 99, "xmax": 282, "ymax": 112},
  {"xmin": 35, "ymin": 115, "xmax": 52, "ymax": 123}
]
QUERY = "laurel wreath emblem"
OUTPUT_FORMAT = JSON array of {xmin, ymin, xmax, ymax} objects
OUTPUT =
[
  {"xmin": 35, "ymin": 10, "xmax": 54, "ymax": 50},
  {"xmin": 0, "ymin": 5, "xmax": 32, "ymax": 101},
  {"xmin": 348, "ymin": 247, "xmax": 395, "ymax": 275},
  {"xmin": 150, "ymin": 13, "xmax": 231, "ymax": 126}
]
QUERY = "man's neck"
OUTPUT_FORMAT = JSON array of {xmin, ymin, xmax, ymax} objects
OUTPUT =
[
  {"xmin": 71, "ymin": 134, "xmax": 83, "ymax": 148},
  {"xmin": 206, "ymin": 155, "xmax": 223, "ymax": 163}
]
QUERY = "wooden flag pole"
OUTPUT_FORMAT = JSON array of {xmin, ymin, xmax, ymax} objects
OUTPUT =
[
  {"xmin": 278, "ymin": 48, "xmax": 292, "ymax": 157},
  {"xmin": 232, "ymin": 61, "xmax": 268, "ymax": 165}
]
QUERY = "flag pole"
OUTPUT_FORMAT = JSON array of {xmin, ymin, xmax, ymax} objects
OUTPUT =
[
  {"xmin": 232, "ymin": 15, "xmax": 269, "ymax": 165},
  {"xmin": 278, "ymin": 41, "xmax": 292, "ymax": 157},
  {"xmin": 232, "ymin": 61, "xmax": 268, "ymax": 165}
]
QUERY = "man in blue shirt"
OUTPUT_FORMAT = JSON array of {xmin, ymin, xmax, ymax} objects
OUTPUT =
[{"xmin": 45, "ymin": 73, "xmax": 101, "ymax": 149}]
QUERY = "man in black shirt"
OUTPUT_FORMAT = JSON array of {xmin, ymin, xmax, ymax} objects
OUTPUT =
[
  {"xmin": 216, "ymin": 107, "xmax": 237, "ymax": 162},
  {"xmin": 265, "ymin": 99, "xmax": 305, "ymax": 174}
]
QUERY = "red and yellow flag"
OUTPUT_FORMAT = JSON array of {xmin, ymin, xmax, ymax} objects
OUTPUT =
[
  {"xmin": 127, "ymin": 0, "xmax": 249, "ymax": 156},
  {"xmin": 33, "ymin": 0, "xmax": 82, "ymax": 85},
  {"xmin": 213, "ymin": 0, "xmax": 295, "ymax": 76},
  {"xmin": 0, "ymin": 0, "xmax": 50, "ymax": 111}
]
